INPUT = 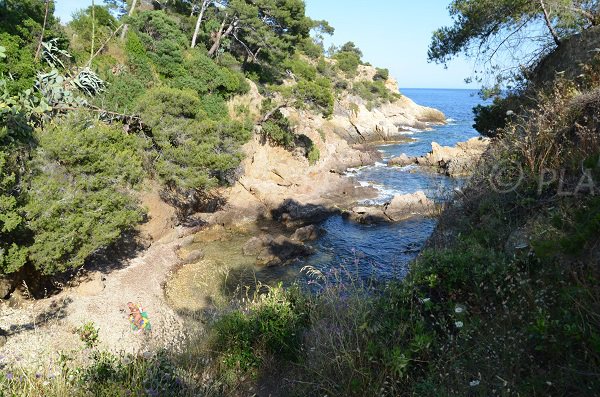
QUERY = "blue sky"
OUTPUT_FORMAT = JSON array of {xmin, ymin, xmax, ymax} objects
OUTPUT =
[{"xmin": 54, "ymin": 0, "xmax": 475, "ymax": 88}]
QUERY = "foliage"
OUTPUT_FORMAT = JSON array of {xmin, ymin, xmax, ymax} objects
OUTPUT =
[
  {"xmin": 0, "ymin": 151, "xmax": 27, "ymax": 274},
  {"xmin": 373, "ymin": 67, "xmax": 389, "ymax": 81},
  {"xmin": 333, "ymin": 51, "xmax": 361, "ymax": 77},
  {"xmin": 135, "ymin": 87, "xmax": 251, "ymax": 192},
  {"xmin": 68, "ymin": 5, "xmax": 118, "ymax": 58},
  {"xmin": 25, "ymin": 114, "xmax": 146, "ymax": 274},
  {"xmin": 210, "ymin": 285, "xmax": 308, "ymax": 375},
  {"xmin": 0, "ymin": 33, "xmax": 38, "ymax": 95},
  {"xmin": 293, "ymin": 77, "xmax": 334, "ymax": 117},
  {"xmin": 72, "ymin": 68, "xmax": 107, "ymax": 96},
  {"xmin": 428, "ymin": 0, "xmax": 600, "ymax": 86},
  {"xmin": 260, "ymin": 109, "xmax": 295, "ymax": 149},
  {"xmin": 307, "ymin": 144, "xmax": 320, "ymax": 165},
  {"xmin": 76, "ymin": 321, "xmax": 100, "ymax": 349},
  {"xmin": 352, "ymin": 80, "xmax": 400, "ymax": 110}
]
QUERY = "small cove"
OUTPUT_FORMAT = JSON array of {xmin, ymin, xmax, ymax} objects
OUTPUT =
[{"xmin": 166, "ymin": 89, "xmax": 489, "ymax": 308}]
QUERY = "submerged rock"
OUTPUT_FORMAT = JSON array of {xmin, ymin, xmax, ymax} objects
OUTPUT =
[
  {"xmin": 255, "ymin": 235, "xmax": 314, "ymax": 267},
  {"xmin": 242, "ymin": 234, "xmax": 274, "ymax": 256},
  {"xmin": 347, "ymin": 206, "xmax": 390, "ymax": 224},
  {"xmin": 291, "ymin": 224, "xmax": 324, "ymax": 242}
]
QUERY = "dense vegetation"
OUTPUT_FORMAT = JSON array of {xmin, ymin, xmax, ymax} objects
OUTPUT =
[{"xmin": 0, "ymin": 0, "xmax": 400, "ymax": 284}]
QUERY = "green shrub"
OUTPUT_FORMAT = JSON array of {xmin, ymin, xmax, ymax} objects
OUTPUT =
[
  {"xmin": 129, "ymin": 11, "xmax": 188, "ymax": 78},
  {"xmin": 25, "ymin": 114, "xmax": 146, "ymax": 274},
  {"xmin": 333, "ymin": 51, "xmax": 361, "ymax": 77},
  {"xmin": 0, "ymin": 33, "xmax": 38, "ymax": 94},
  {"xmin": 211, "ymin": 285, "xmax": 308, "ymax": 374},
  {"xmin": 352, "ymin": 80, "xmax": 400, "ymax": 109},
  {"xmin": 294, "ymin": 77, "xmax": 334, "ymax": 117},
  {"xmin": 261, "ymin": 110, "xmax": 295, "ymax": 148},
  {"xmin": 307, "ymin": 144, "xmax": 320, "ymax": 165},
  {"xmin": 136, "ymin": 87, "xmax": 251, "ymax": 191},
  {"xmin": 373, "ymin": 67, "xmax": 389, "ymax": 81},
  {"xmin": 0, "ymin": 150, "xmax": 27, "ymax": 275},
  {"xmin": 171, "ymin": 51, "xmax": 248, "ymax": 97}
]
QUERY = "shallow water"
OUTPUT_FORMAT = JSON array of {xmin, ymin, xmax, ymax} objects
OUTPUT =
[{"xmin": 168, "ymin": 89, "xmax": 488, "ymax": 303}]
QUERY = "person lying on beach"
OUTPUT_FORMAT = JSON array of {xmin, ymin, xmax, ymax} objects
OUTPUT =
[{"xmin": 127, "ymin": 302, "xmax": 151, "ymax": 334}]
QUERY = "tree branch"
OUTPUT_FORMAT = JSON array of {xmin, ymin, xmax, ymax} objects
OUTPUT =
[{"xmin": 540, "ymin": 0, "xmax": 561, "ymax": 46}]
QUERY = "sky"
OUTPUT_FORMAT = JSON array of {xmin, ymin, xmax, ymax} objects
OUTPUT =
[{"xmin": 53, "ymin": 0, "xmax": 476, "ymax": 89}]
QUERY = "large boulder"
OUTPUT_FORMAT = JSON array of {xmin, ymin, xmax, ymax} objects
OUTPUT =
[
  {"xmin": 272, "ymin": 199, "xmax": 336, "ymax": 227},
  {"xmin": 347, "ymin": 206, "xmax": 390, "ymax": 224},
  {"xmin": 388, "ymin": 153, "xmax": 416, "ymax": 167},
  {"xmin": 242, "ymin": 234, "xmax": 274, "ymax": 256},
  {"xmin": 383, "ymin": 191, "xmax": 435, "ymax": 221},
  {"xmin": 291, "ymin": 225, "xmax": 324, "ymax": 242},
  {"xmin": 414, "ymin": 137, "xmax": 490, "ymax": 177},
  {"xmin": 255, "ymin": 235, "xmax": 314, "ymax": 267}
]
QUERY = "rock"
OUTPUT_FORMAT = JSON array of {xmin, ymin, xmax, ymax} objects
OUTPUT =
[
  {"xmin": 0, "ymin": 328, "xmax": 7, "ymax": 347},
  {"xmin": 178, "ymin": 235, "xmax": 196, "ymax": 248},
  {"xmin": 415, "ymin": 137, "xmax": 490, "ymax": 177},
  {"xmin": 242, "ymin": 234, "xmax": 274, "ymax": 256},
  {"xmin": 273, "ymin": 199, "xmax": 335, "ymax": 227},
  {"xmin": 256, "ymin": 235, "xmax": 313, "ymax": 267},
  {"xmin": 0, "ymin": 276, "xmax": 15, "ymax": 300},
  {"xmin": 388, "ymin": 153, "xmax": 416, "ymax": 167},
  {"xmin": 75, "ymin": 272, "xmax": 105, "ymax": 297},
  {"xmin": 384, "ymin": 191, "xmax": 435, "ymax": 221},
  {"xmin": 291, "ymin": 225, "xmax": 323, "ymax": 242},
  {"xmin": 179, "ymin": 249, "xmax": 205, "ymax": 264},
  {"xmin": 505, "ymin": 228, "xmax": 530, "ymax": 257},
  {"xmin": 347, "ymin": 206, "xmax": 390, "ymax": 224}
]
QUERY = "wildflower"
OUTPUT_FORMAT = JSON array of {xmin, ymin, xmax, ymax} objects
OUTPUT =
[
  {"xmin": 6, "ymin": 373, "xmax": 13, "ymax": 380},
  {"xmin": 455, "ymin": 321, "xmax": 464, "ymax": 328},
  {"xmin": 506, "ymin": 110, "xmax": 514, "ymax": 116},
  {"xmin": 454, "ymin": 305, "xmax": 465, "ymax": 314},
  {"xmin": 43, "ymin": 381, "xmax": 50, "ymax": 386},
  {"xmin": 469, "ymin": 380, "xmax": 480, "ymax": 387},
  {"xmin": 142, "ymin": 351, "xmax": 152, "ymax": 359},
  {"xmin": 122, "ymin": 357, "xmax": 132, "ymax": 365}
]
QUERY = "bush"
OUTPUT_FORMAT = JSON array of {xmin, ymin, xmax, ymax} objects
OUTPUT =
[
  {"xmin": 261, "ymin": 110, "xmax": 296, "ymax": 148},
  {"xmin": 0, "ymin": 150, "xmax": 27, "ymax": 275},
  {"xmin": 26, "ymin": 114, "xmax": 146, "ymax": 274},
  {"xmin": 307, "ymin": 144, "xmax": 320, "ymax": 165},
  {"xmin": 352, "ymin": 80, "xmax": 400, "ymax": 109},
  {"xmin": 136, "ymin": 87, "xmax": 251, "ymax": 192},
  {"xmin": 211, "ymin": 285, "xmax": 308, "ymax": 374},
  {"xmin": 333, "ymin": 51, "xmax": 361, "ymax": 77},
  {"xmin": 373, "ymin": 67, "xmax": 389, "ymax": 81},
  {"xmin": 171, "ymin": 51, "xmax": 249, "ymax": 97},
  {"xmin": 294, "ymin": 77, "xmax": 334, "ymax": 117}
]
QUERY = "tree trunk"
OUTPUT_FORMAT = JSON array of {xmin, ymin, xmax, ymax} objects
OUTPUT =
[
  {"xmin": 191, "ymin": 0, "xmax": 210, "ymax": 48},
  {"xmin": 208, "ymin": 15, "xmax": 237, "ymax": 56},
  {"xmin": 540, "ymin": 0, "xmax": 561, "ymax": 46},
  {"xmin": 34, "ymin": 0, "xmax": 51, "ymax": 60},
  {"xmin": 120, "ymin": 0, "xmax": 138, "ymax": 41}
]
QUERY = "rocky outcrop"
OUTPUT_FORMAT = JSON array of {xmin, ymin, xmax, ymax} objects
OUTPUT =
[
  {"xmin": 202, "ymin": 70, "xmax": 446, "ymax": 228},
  {"xmin": 291, "ymin": 224, "xmax": 324, "ymax": 242},
  {"xmin": 384, "ymin": 191, "xmax": 436, "ymax": 221},
  {"xmin": 389, "ymin": 137, "xmax": 490, "ymax": 177},
  {"xmin": 332, "ymin": 67, "xmax": 446, "ymax": 144},
  {"xmin": 243, "ymin": 234, "xmax": 314, "ymax": 267},
  {"xmin": 346, "ymin": 191, "xmax": 436, "ymax": 224}
]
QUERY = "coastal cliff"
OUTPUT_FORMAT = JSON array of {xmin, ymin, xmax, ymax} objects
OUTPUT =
[{"xmin": 204, "ymin": 66, "xmax": 446, "ymax": 226}]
